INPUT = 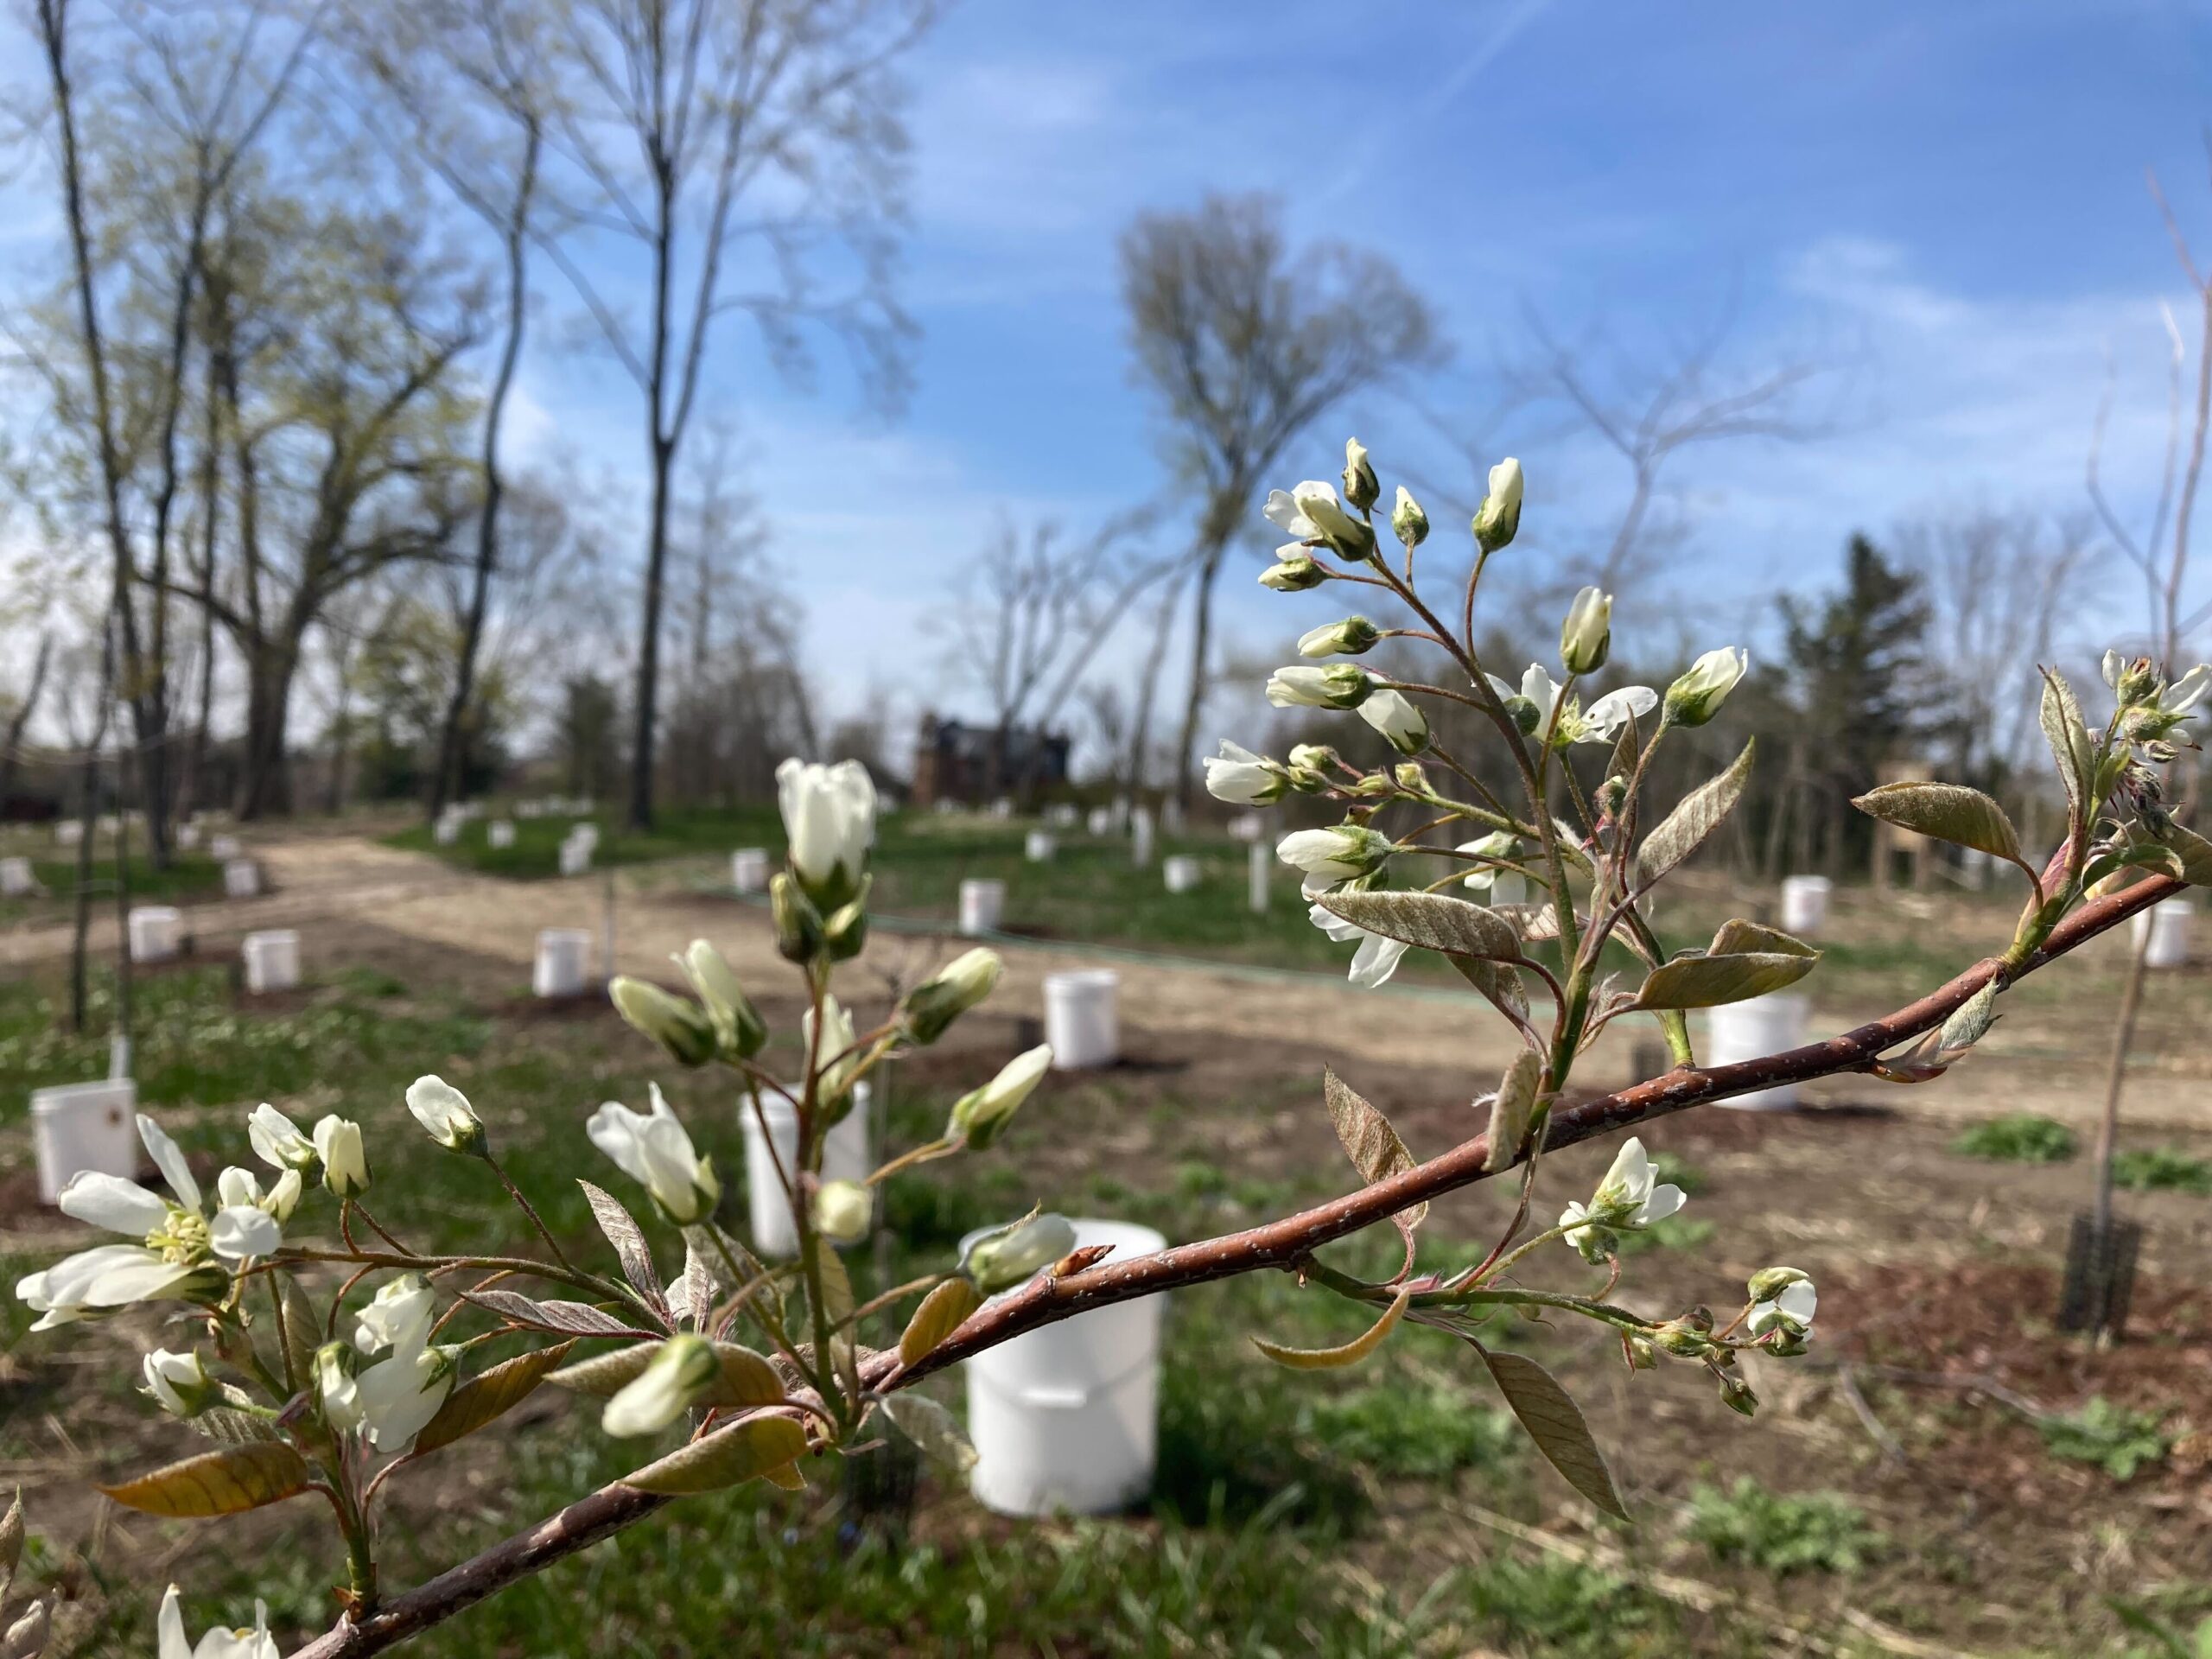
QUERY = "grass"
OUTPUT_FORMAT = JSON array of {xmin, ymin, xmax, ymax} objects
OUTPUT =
[
  {"xmin": 1684, "ymin": 1479, "xmax": 1884, "ymax": 1577},
  {"xmin": 0, "ymin": 849, "xmax": 226, "ymax": 924},
  {"xmin": 1952, "ymin": 1114, "xmax": 2078, "ymax": 1163},
  {"xmin": 2039, "ymin": 1399, "xmax": 2172, "ymax": 1481},
  {"xmin": 2112, "ymin": 1147, "xmax": 2212, "ymax": 1195}
]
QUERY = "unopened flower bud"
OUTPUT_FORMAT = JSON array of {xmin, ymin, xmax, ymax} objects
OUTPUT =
[
  {"xmin": 1472, "ymin": 457, "xmax": 1523, "ymax": 554},
  {"xmin": 823, "ymin": 884, "xmax": 870, "ymax": 963},
  {"xmin": 143, "ymin": 1349, "xmax": 214, "ymax": 1417},
  {"xmin": 1297, "ymin": 616, "xmax": 1380, "ymax": 658},
  {"xmin": 2115, "ymin": 654, "xmax": 2158, "ymax": 705},
  {"xmin": 1260, "ymin": 549, "xmax": 1326, "ymax": 592},
  {"xmin": 811, "ymin": 1179, "xmax": 874, "ymax": 1244},
  {"xmin": 1393, "ymin": 761, "xmax": 1434, "ymax": 797},
  {"xmin": 1745, "ymin": 1266, "xmax": 1809, "ymax": 1303},
  {"xmin": 1663, "ymin": 646, "xmax": 1748, "ymax": 728},
  {"xmin": 314, "ymin": 1116, "xmax": 370, "ymax": 1198},
  {"xmin": 1357, "ymin": 687, "xmax": 1429, "ymax": 756},
  {"xmin": 1718, "ymin": 1371, "xmax": 1758, "ymax": 1416},
  {"xmin": 1287, "ymin": 743, "xmax": 1338, "ymax": 772},
  {"xmin": 1341, "ymin": 437, "xmax": 1379, "ymax": 510},
  {"xmin": 962, "ymin": 1211, "xmax": 1079, "ymax": 1295},
  {"xmin": 404, "ymin": 1075, "xmax": 486, "ymax": 1156},
  {"xmin": 947, "ymin": 1045, "xmax": 1052, "ymax": 1149},
  {"xmin": 602, "ymin": 1333, "xmax": 719, "ymax": 1437},
  {"xmin": 677, "ymin": 939, "xmax": 767, "ymax": 1060},
  {"xmin": 1599, "ymin": 773, "xmax": 1629, "ymax": 819},
  {"xmin": 770, "ymin": 872, "xmax": 824, "ymax": 963},
  {"xmin": 1560, "ymin": 586, "xmax": 1612, "ymax": 675},
  {"xmin": 1266, "ymin": 664, "xmax": 1371, "ymax": 710},
  {"xmin": 609, "ymin": 976, "xmax": 717, "ymax": 1067},
  {"xmin": 1502, "ymin": 695, "xmax": 1540, "ymax": 735},
  {"xmin": 1391, "ymin": 486, "xmax": 1427, "ymax": 549},
  {"xmin": 901, "ymin": 947, "xmax": 1002, "ymax": 1045},
  {"xmin": 1624, "ymin": 1335, "xmax": 1658, "ymax": 1372},
  {"xmin": 1652, "ymin": 1320, "xmax": 1713, "ymax": 1359}
]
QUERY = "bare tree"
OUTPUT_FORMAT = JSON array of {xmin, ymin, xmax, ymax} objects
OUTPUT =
[
  {"xmin": 1893, "ymin": 507, "xmax": 2100, "ymax": 816},
  {"xmin": 938, "ymin": 514, "xmax": 1166, "ymax": 804},
  {"xmin": 21, "ymin": 0, "xmax": 311, "ymax": 863},
  {"xmin": 1120, "ymin": 194, "xmax": 1438, "ymax": 809},
  {"xmin": 340, "ymin": 0, "xmax": 558, "ymax": 822},
  {"xmin": 534, "ymin": 0, "xmax": 934, "ymax": 830},
  {"xmin": 1429, "ymin": 307, "xmax": 1821, "ymax": 605}
]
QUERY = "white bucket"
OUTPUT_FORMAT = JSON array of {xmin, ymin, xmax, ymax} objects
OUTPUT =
[
  {"xmin": 1704, "ymin": 993, "xmax": 1809, "ymax": 1110},
  {"xmin": 243, "ymin": 929, "xmax": 300, "ymax": 994},
  {"xmin": 739, "ymin": 1082, "xmax": 874, "ymax": 1259},
  {"xmin": 1086, "ymin": 806, "xmax": 1113, "ymax": 836},
  {"xmin": 1227, "ymin": 812, "xmax": 1264, "ymax": 843},
  {"xmin": 223, "ymin": 858, "xmax": 262, "ymax": 898},
  {"xmin": 1163, "ymin": 855, "xmax": 1201, "ymax": 894},
  {"xmin": 558, "ymin": 837, "xmax": 592, "ymax": 877},
  {"xmin": 1781, "ymin": 875, "xmax": 1832, "ymax": 936},
  {"xmin": 1046, "ymin": 803, "xmax": 1078, "ymax": 828},
  {"xmin": 32, "ymin": 1077, "xmax": 139, "ymax": 1205},
  {"xmin": 534, "ymin": 928, "xmax": 594, "ymax": 997},
  {"xmin": 570, "ymin": 823, "xmax": 601, "ymax": 851},
  {"xmin": 989, "ymin": 798, "xmax": 1015, "ymax": 820},
  {"xmin": 1026, "ymin": 831, "xmax": 1057, "ymax": 864},
  {"xmin": 731, "ymin": 848, "xmax": 770, "ymax": 893},
  {"xmin": 959, "ymin": 878, "xmax": 1005, "ymax": 937},
  {"xmin": 1045, "ymin": 970, "xmax": 1119, "ymax": 1070},
  {"xmin": 0, "ymin": 856, "xmax": 34, "ymax": 896},
  {"xmin": 209, "ymin": 833, "xmax": 240, "ymax": 861},
  {"xmin": 1130, "ymin": 808, "xmax": 1154, "ymax": 867},
  {"xmin": 433, "ymin": 817, "xmax": 461, "ymax": 846},
  {"xmin": 55, "ymin": 820, "xmax": 83, "ymax": 848},
  {"xmin": 1247, "ymin": 842, "xmax": 1268, "ymax": 913},
  {"xmin": 2135, "ymin": 898, "xmax": 2194, "ymax": 968},
  {"xmin": 964, "ymin": 1217, "xmax": 1168, "ymax": 1516},
  {"xmin": 176, "ymin": 823, "xmax": 201, "ymax": 850},
  {"xmin": 487, "ymin": 820, "xmax": 516, "ymax": 849},
  {"xmin": 128, "ymin": 906, "xmax": 182, "ymax": 963}
]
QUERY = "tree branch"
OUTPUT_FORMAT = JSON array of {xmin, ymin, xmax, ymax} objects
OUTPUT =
[{"xmin": 289, "ymin": 869, "xmax": 2178, "ymax": 1658}]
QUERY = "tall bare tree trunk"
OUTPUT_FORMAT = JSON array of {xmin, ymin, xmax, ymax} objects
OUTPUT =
[
  {"xmin": 431, "ymin": 124, "xmax": 538, "ymax": 822},
  {"xmin": 0, "ymin": 634, "xmax": 53, "ymax": 816}
]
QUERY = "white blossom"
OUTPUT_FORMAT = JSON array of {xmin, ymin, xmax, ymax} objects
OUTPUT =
[
  {"xmin": 156, "ymin": 1584, "xmax": 276, "ymax": 1659},
  {"xmin": 804, "ymin": 995, "xmax": 862, "ymax": 1105},
  {"xmin": 601, "ymin": 1334, "xmax": 718, "ymax": 1438},
  {"xmin": 404, "ymin": 1075, "xmax": 484, "ymax": 1153},
  {"xmin": 776, "ymin": 757, "xmax": 876, "ymax": 899},
  {"xmin": 1749, "ymin": 1276, "xmax": 1818, "ymax": 1338},
  {"xmin": 1263, "ymin": 480, "xmax": 1371, "ymax": 561},
  {"xmin": 354, "ymin": 1274, "xmax": 437, "ymax": 1357},
  {"xmin": 586, "ymin": 1084, "xmax": 720, "ymax": 1224},
  {"xmin": 1485, "ymin": 664, "xmax": 1654, "ymax": 746},
  {"xmin": 1559, "ymin": 1136, "xmax": 1684, "ymax": 1262},
  {"xmin": 947, "ymin": 1044, "xmax": 1053, "ymax": 1149},
  {"xmin": 1203, "ymin": 741, "xmax": 1283, "ymax": 806},
  {"xmin": 1265, "ymin": 664, "xmax": 1370, "ymax": 709},
  {"xmin": 813, "ymin": 1179, "xmax": 874, "ymax": 1243},
  {"xmin": 245, "ymin": 1104, "xmax": 315, "ymax": 1172},
  {"xmin": 1455, "ymin": 830, "xmax": 1519, "ymax": 892},
  {"xmin": 1472, "ymin": 457, "xmax": 1523, "ymax": 552},
  {"xmin": 1275, "ymin": 825, "xmax": 1390, "ymax": 881},
  {"xmin": 1664, "ymin": 646, "xmax": 1749, "ymax": 728},
  {"xmin": 1357, "ymin": 687, "xmax": 1429, "ymax": 754},
  {"xmin": 354, "ymin": 1342, "xmax": 457, "ymax": 1452},
  {"xmin": 315, "ymin": 1115, "xmax": 370, "ymax": 1198},
  {"xmin": 215, "ymin": 1166, "xmax": 301, "ymax": 1225},
  {"xmin": 142, "ymin": 1349, "xmax": 211, "ymax": 1417},
  {"xmin": 1308, "ymin": 902, "xmax": 1411, "ymax": 988}
]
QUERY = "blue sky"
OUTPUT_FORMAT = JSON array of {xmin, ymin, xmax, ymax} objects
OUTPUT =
[
  {"xmin": 10, "ymin": 0, "xmax": 2212, "ymax": 749},
  {"xmin": 499, "ymin": 0, "xmax": 2212, "ymax": 737}
]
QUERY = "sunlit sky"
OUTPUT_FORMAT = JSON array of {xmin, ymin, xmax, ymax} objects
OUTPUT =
[{"xmin": 10, "ymin": 0, "xmax": 2212, "ymax": 745}]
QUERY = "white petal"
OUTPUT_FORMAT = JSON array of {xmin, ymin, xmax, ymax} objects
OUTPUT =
[
  {"xmin": 209, "ymin": 1205, "xmax": 281, "ymax": 1262},
  {"xmin": 1637, "ymin": 1184, "xmax": 1686, "ymax": 1225},
  {"xmin": 585, "ymin": 1103, "xmax": 653, "ymax": 1185},
  {"xmin": 138, "ymin": 1115, "xmax": 201, "ymax": 1212},
  {"xmin": 1307, "ymin": 901, "xmax": 1363, "ymax": 943},
  {"xmin": 79, "ymin": 1251, "xmax": 201, "ymax": 1307},
  {"xmin": 57, "ymin": 1172, "xmax": 169, "ymax": 1236},
  {"xmin": 159, "ymin": 1586, "xmax": 190, "ymax": 1659},
  {"xmin": 1347, "ymin": 933, "xmax": 1409, "ymax": 989}
]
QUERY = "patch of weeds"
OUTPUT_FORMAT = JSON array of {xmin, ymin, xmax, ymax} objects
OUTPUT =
[
  {"xmin": 2112, "ymin": 1147, "xmax": 2212, "ymax": 1195},
  {"xmin": 1175, "ymin": 1158, "xmax": 1228, "ymax": 1198},
  {"xmin": 1613, "ymin": 1216, "xmax": 1718, "ymax": 1257},
  {"xmin": 1951, "ymin": 1114, "xmax": 2076, "ymax": 1163},
  {"xmin": 1302, "ymin": 1382, "xmax": 1519, "ymax": 1479},
  {"xmin": 1686, "ymin": 1478, "xmax": 1884, "ymax": 1576},
  {"xmin": 2039, "ymin": 1398, "xmax": 2171, "ymax": 1481},
  {"xmin": 879, "ymin": 1166, "xmax": 1028, "ymax": 1252},
  {"xmin": 1152, "ymin": 1324, "xmax": 1368, "ymax": 1530},
  {"xmin": 2107, "ymin": 1595, "xmax": 2212, "ymax": 1659},
  {"xmin": 1459, "ymin": 1554, "xmax": 1679, "ymax": 1656}
]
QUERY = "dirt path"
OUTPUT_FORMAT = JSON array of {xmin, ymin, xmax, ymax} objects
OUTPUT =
[{"xmin": 9, "ymin": 833, "xmax": 2205, "ymax": 1130}]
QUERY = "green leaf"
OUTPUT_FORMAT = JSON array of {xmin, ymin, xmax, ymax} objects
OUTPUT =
[
  {"xmin": 701, "ymin": 1344, "xmax": 785, "ymax": 1409},
  {"xmin": 1707, "ymin": 918, "xmax": 1817, "ymax": 960},
  {"xmin": 1253, "ymin": 1288, "xmax": 1409, "ymax": 1370},
  {"xmin": 465, "ymin": 1288, "xmax": 640, "ymax": 1338},
  {"xmin": 2040, "ymin": 669, "xmax": 2094, "ymax": 823},
  {"xmin": 1482, "ymin": 1051, "xmax": 1544, "ymax": 1173},
  {"xmin": 2152, "ymin": 821, "xmax": 2212, "ymax": 886},
  {"xmin": 412, "ymin": 1341, "xmax": 577, "ymax": 1456},
  {"xmin": 277, "ymin": 1272, "xmax": 319, "ymax": 1395},
  {"xmin": 1937, "ymin": 979, "xmax": 2002, "ymax": 1053},
  {"xmin": 880, "ymin": 1395, "xmax": 977, "ymax": 1473},
  {"xmin": 546, "ymin": 1343, "xmax": 657, "ymax": 1398},
  {"xmin": 99, "ymin": 1443, "xmax": 310, "ymax": 1518},
  {"xmin": 1324, "ymin": 1069, "xmax": 1426, "ymax": 1232},
  {"xmin": 1471, "ymin": 1344, "xmax": 1630, "ymax": 1521},
  {"xmin": 898, "ymin": 1276, "xmax": 981, "ymax": 1368},
  {"xmin": 1852, "ymin": 781, "xmax": 2023, "ymax": 864},
  {"xmin": 620, "ymin": 1414, "xmax": 809, "ymax": 1496},
  {"xmin": 1319, "ymin": 889, "xmax": 1520, "ymax": 962},
  {"xmin": 2081, "ymin": 842, "xmax": 2184, "ymax": 891},
  {"xmin": 1452, "ymin": 955, "xmax": 1529, "ymax": 1026},
  {"xmin": 1637, "ymin": 951, "xmax": 1815, "ymax": 1010},
  {"xmin": 1636, "ymin": 739, "xmax": 1754, "ymax": 888}
]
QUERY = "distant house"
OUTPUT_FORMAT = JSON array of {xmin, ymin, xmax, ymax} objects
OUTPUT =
[{"xmin": 910, "ymin": 713, "xmax": 1070, "ymax": 807}]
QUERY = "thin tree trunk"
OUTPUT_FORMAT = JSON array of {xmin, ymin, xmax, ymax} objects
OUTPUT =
[
  {"xmin": 432, "ymin": 124, "xmax": 538, "ymax": 823},
  {"xmin": 1170, "ymin": 496, "xmax": 1240, "ymax": 811},
  {"xmin": 111, "ymin": 732, "xmax": 134, "ymax": 1071},
  {"xmin": 2092, "ymin": 919, "xmax": 2153, "ymax": 1239},
  {"xmin": 0, "ymin": 633, "xmax": 53, "ymax": 815},
  {"xmin": 1124, "ymin": 571, "xmax": 1185, "ymax": 797}
]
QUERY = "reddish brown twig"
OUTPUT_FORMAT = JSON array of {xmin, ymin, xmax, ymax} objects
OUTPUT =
[{"xmin": 289, "ymin": 873, "xmax": 2176, "ymax": 1659}]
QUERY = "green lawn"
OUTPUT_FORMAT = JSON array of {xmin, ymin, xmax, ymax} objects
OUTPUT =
[{"xmin": 0, "ymin": 849, "xmax": 226, "ymax": 925}]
